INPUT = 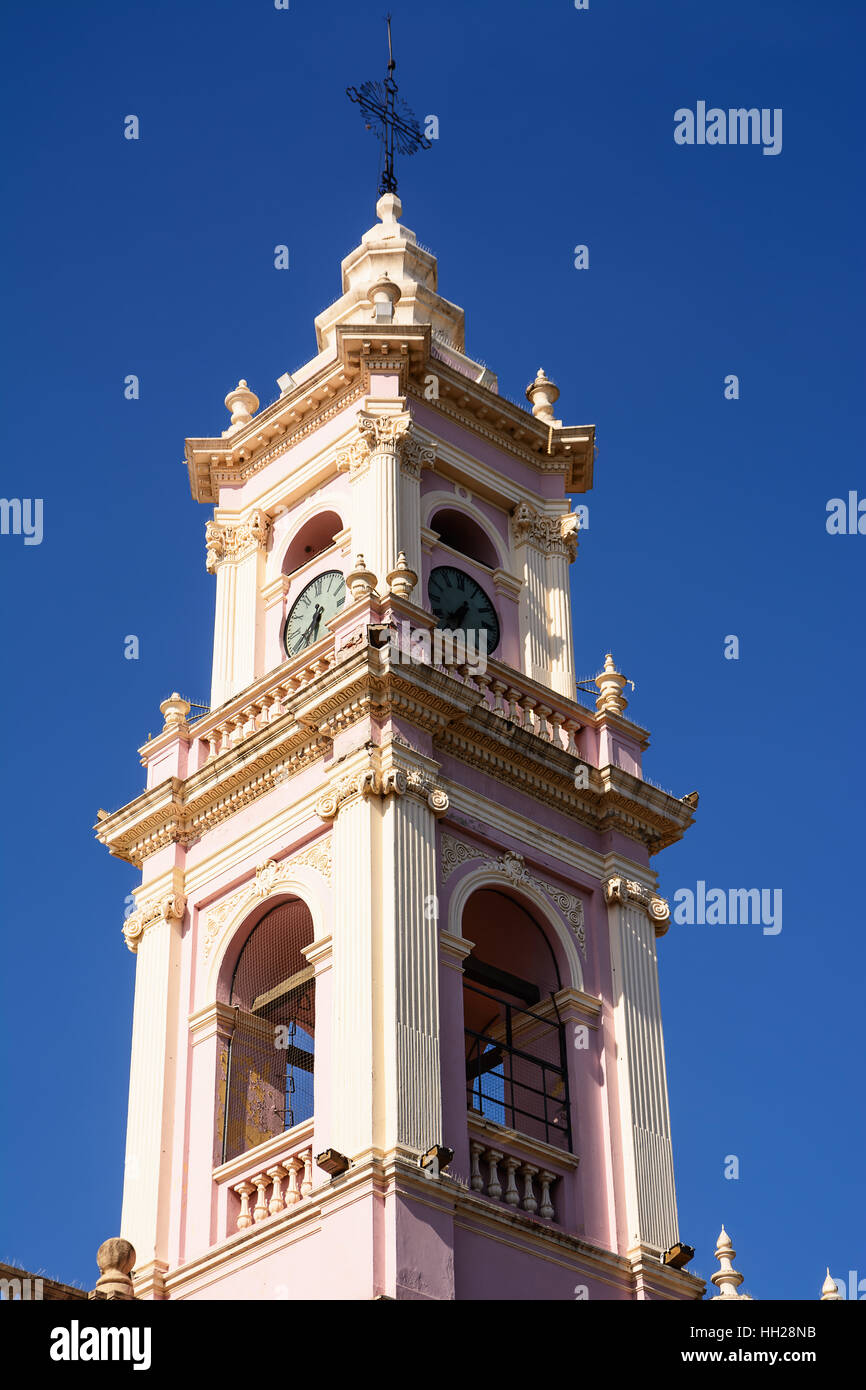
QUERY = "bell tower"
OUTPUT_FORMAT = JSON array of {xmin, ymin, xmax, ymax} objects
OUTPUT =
[{"xmin": 97, "ymin": 193, "xmax": 703, "ymax": 1301}]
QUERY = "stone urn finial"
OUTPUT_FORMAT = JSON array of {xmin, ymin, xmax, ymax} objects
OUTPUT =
[
  {"xmin": 224, "ymin": 379, "xmax": 259, "ymax": 428},
  {"xmin": 90, "ymin": 1238, "xmax": 136, "ymax": 1301},
  {"xmin": 346, "ymin": 554, "xmax": 378, "ymax": 601},
  {"xmin": 385, "ymin": 550, "xmax": 418, "ymax": 599},
  {"xmin": 525, "ymin": 368, "xmax": 560, "ymax": 422},
  {"xmin": 594, "ymin": 654, "xmax": 628, "ymax": 716},
  {"xmin": 368, "ymin": 271, "xmax": 402, "ymax": 323},
  {"xmin": 160, "ymin": 691, "xmax": 191, "ymax": 729}
]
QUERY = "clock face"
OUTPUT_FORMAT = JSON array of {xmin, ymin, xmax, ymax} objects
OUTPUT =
[
  {"xmin": 283, "ymin": 569, "xmax": 346, "ymax": 657},
  {"xmin": 428, "ymin": 565, "xmax": 500, "ymax": 653}
]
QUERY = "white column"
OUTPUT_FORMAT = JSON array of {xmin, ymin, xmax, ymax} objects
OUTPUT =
[
  {"xmin": 605, "ymin": 878, "xmax": 678, "ymax": 1251},
  {"xmin": 327, "ymin": 784, "xmax": 379, "ymax": 1158},
  {"xmin": 514, "ymin": 538, "xmax": 549, "ymax": 684},
  {"xmin": 546, "ymin": 548, "xmax": 576, "ymax": 697},
  {"xmin": 380, "ymin": 788, "xmax": 442, "ymax": 1151},
  {"xmin": 207, "ymin": 512, "xmax": 269, "ymax": 707},
  {"xmin": 120, "ymin": 889, "xmax": 185, "ymax": 1277},
  {"xmin": 340, "ymin": 408, "xmax": 410, "ymax": 591}
]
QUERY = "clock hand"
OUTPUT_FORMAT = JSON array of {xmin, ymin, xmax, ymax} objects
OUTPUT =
[{"xmin": 299, "ymin": 604, "xmax": 325, "ymax": 645}]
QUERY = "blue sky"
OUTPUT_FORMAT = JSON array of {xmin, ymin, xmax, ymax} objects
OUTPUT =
[{"xmin": 1, "ymin": 0, "xmax": 863, "ymax": 1297}]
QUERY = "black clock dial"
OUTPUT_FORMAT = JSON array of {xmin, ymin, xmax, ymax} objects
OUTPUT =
[
  {"xmin": 283, "ymin": 569, "xmax": 346, "ymax": 657},
  {"xmin": 427, "ymin": 565, "xmax": 500, "ymax": 653}
]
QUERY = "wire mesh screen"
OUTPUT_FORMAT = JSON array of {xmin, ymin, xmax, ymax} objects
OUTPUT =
[
  {"xmin": 464, "ymin": 981, "xmax": 571, "ymax": 1151},
  {"xmin": 223, "ymin": 898, "xmax": 315, "ymax": 1162}
]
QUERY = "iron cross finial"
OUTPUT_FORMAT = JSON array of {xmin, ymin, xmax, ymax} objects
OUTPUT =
[{"xmin": 347, "ymin": 14, "xmax": 431, "ymax": 196}]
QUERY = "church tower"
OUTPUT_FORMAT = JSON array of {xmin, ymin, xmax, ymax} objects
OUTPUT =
[{"xmin": 97, "ymin": 193, "xmax": 702, "ymax": 1301}]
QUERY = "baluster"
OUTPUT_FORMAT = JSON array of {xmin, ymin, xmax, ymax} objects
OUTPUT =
[
  {"xmin": 563, "ymin": 719, "xmax": 579, "ymax": 757},
  {"xmin": 485, "ymin": 1148, "xmax": 503, "ymax": 1200},
  {"xmin": 229, "ymin": 715, "xmax": 244, "ymax": 748},
  {"xmin": 245, "ymin": 702, "xmax": 260, "ymax": 737},
  {"xmin": 506, "ymin": 688, "xmax": 522, "ymax": 723},
  {"xmin": 205, "ymin": 731, "xmax": 218, "ymax": 761},
  {"xmin": 469, "ymin": 1141, "xmax": 485, "ymax": 1191},
  {"xmin": 549, "ymin": 711, "xmax": 565, "ymax": 749},
  {"xmin": 267, "ymin": 1164, "xmax": 287, "ymax": 1215},
  {"xmin": 285, "ymin": 1156, "xmax": 302, "ymax": 1205},
  {"xmin": 519, "ymin": 1163, "xmax": 538, "ymax": 1214},
  {"xmin": 502, "ymin": 1157, "xmax": 521, "ymax": 1206},
  {"xmin": 538, "ymin": 1170, "xmax": 555, "ymax": 1220},
  {"xmin": 252, "ymin": 1173, "xmax": 270, "ymax": 1222},
  {"xmin": 300, "ymin": 1148, "xmax": 313, "ymax": 1199},
  {"xmin": 491, "ymin": 680, "xmax": 508, "ymax": 717},
  {"xmin": 475, "ymin": 672, "xmax": 492, "ymax": 711},
  {"xmin": 521, "ymin": 696, "xmax": 537, "ymax": 733},
  {"xmin": 535, "ymin": 703, "xmax": 552, "ymax": 740},
  {"xmin": 234, "ymin": 1181, "xmax": 255, "ymax": 1230}
]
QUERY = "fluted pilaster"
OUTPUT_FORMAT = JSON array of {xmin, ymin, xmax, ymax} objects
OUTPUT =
[{"xmin": 604, "ymin": 876, "xmax": 679, "ymax": 1252}]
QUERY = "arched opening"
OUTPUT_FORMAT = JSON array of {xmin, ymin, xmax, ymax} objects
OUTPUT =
[
  {"xmin": 462, "ymin": 888, "xmax": 571, "ymax": 1151},
  {"xmin": 222, "ymin": 898, "xmax": 315, "ymax": 1162},
  {"xmin": 430, "ymin": 507, "xmax": 499, "ymax": 571},
  {"xmin": 282, "ymin": 511, "xmax": 343, "ymax": 576}
]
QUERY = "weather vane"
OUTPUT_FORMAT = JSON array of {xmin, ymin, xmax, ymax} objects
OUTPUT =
[{"xmin": 347, "ymin": 14, "xmax": 431, "ymax": 196}]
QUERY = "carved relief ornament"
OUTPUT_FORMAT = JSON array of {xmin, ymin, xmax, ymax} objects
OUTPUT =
[
  {"xmin": 201, "ymin": 841, "xmax": 333, "ymax": 960},
  {"xmin": 440, "ymin": 833, "xmax": 586, "ymax": 957}
]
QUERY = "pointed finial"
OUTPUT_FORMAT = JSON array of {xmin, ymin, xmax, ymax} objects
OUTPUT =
[
  {"xmin": 594, "ymin": 653, "xmax": 629, "ymax": 715},
  {"xmin": 821, "ymin": 1268, "xmax": 842, "ymax": 1300},
  {"xmin": 710, "ymin": 1225, "xmax": 751, "ymax": 1300},
  {"xmin": 385, "ymin": 549, "xmax": 418, "ymax": 598},
  {"xmin": 346, "ymin": 554, "xmax": 378, "ymax": 601}
]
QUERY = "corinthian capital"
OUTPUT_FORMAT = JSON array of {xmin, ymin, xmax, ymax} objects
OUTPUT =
[
  {"xmin": 205, "ymin": 509, "xmax": 270, "ymax": 573},
  {"xmin": 511, "ymin": 502, "xmax": 578, "ymax": 558}
]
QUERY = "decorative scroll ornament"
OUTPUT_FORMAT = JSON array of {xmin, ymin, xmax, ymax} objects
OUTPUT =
[
  {"xmin": 603, "ymin": 875, "xmax": 669, "ymax": 927},
  {"xmin": 440, "ymin": 834, "xmax": 585, "ymax": 956},
  {"xmin": 123, "ymin": 892, "xmax": 186, "ymax": 954},
  {"xmin": 205, "ymin": 509, "xmax": 270, "ymax": 573},
  {"xmin": 202, "ymin": 842, "xmax": 332, "ymax": 959},
  {"xmin": 510, "ymin": 501, "xmax": 579, "ymax": 561}
]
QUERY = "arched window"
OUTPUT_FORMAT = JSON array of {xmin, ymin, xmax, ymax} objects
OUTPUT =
[
  {"xmin": 282, "ymin": 511, "xmax": 343, "ymax": 576},
  {"xmin": 462, "ymin": 888, "xmax": 572, "ymax": 1151},
  {"xmin": 222, "ymin": 899, "xmax": 315, "ymax": 1162},
  {"xmin": 430, "ymin": 507, "xmax": 499, "ymax": 570}
]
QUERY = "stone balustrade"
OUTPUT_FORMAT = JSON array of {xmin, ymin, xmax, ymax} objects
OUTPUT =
[
  {"xmin": 435, "ymin": 657, "xmax": 594, "ymax": 764},
  {"xmin": 231, "ymin": 1146, "xmax": 314, "ymax": 1233},
  {"xmin": 186, "ymin": 630, "xmax": 596, "ymax": 771},
  {"xmin": 469, "ymin": 1139, "xmax": 558, "ymax": 1221}
]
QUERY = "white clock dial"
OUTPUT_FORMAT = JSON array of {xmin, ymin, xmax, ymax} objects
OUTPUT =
[{"xmin": 283, "ymin": 569, "xmax": 346, "ymax": 657}]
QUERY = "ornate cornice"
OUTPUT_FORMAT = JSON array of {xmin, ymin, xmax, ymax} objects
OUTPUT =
[
  {"xmin": 202, "ymin": 841, "xmax": 332, "ymax": 960},
  {"xmin": 205, "ymin": 509, "xmax": 270, "ymax": 573},
  {"xmin": 123, "ymin": 891, "xmax": 186, "ymax": 954},
  {"xmin": 511, "ymin": 501, "xmax": 579, "ymax": 561},
  {"xmin": 440, "ymin": 833, "xmax": 586, "ymax": 956}
]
